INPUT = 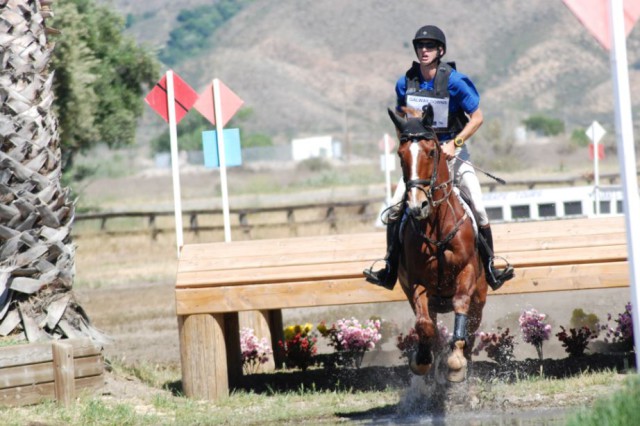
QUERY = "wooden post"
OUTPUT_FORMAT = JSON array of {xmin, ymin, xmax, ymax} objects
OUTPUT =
[
  {"xmin": 325, "ymin": 206, "xmax": 337, "ymax": 232},
  {"xmin": 238, "ymin": 212, "xmax": 251, "ymax": 238},
  {"xmin": 52, "ymin": 341, "xmax": 74, "ymax": 407},
  {"xmin": 178, "ymin": 314, "xmax": 228, "ymax": 400},
  {"xmin": 286, "ymin": 209, "xmax": 296, "ymax": 237},
  {"xmin": 189, "ymin": 213, "xmax": 199, "ymax": 236},
  {"xmin": 149, "ymin": 214, "xmax": 158, "ymax": 240}
]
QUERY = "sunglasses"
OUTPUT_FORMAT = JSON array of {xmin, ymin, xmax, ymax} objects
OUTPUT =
[{"xmin": 415, "ymin": 41, "xmax": 439, "ymax": 50}]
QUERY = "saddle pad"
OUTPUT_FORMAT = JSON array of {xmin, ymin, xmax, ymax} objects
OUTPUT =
[{"xmin": 453, "ymin": 187, "xmax": 478, "ymax": 238}]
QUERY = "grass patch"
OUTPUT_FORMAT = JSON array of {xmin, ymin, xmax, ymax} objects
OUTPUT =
[
  {"xmin": 492, "ymin": 368, "xmax": 623, "ymax": 398},
  {"xmin": 566, "ymin": 374, "xmax": 640, "ymax": 426},
  {"xmin": 0, "ymin": 363, "xmax": 630, "ymax": 425},
  {"xmin": 108, "ymin": 358, "xmax": 182, "ymax": 391}
]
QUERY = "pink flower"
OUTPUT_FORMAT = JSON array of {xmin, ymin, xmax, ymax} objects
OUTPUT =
[
  {"xmin": 240, "ymin": 327, "xmax": 273, "ymax": 373},
  {"xmin": 321, "ymin": 317, "xmax": 382, "ymax": 367}
]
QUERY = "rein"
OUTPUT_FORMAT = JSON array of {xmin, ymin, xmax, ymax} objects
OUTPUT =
[{"xmin": 403, "ymin": 138, "xmax": 468, "ymax": 293}]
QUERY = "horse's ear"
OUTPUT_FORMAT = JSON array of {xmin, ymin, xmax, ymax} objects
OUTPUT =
[
  {"xmin": 422, "ymin": 104, "xmax": 434, "ymax": 128},
  {"xmin": 388, "ymin": 108, "xmax": 405, "ymax": 131}
]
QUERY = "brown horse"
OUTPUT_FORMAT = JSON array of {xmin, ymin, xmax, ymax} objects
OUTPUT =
[{"xmin": 389, "ymin": 106, "xmax": 487, "ymax": 382}]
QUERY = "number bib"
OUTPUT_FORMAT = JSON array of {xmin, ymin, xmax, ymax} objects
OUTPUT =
[{"xmin": 406, "ymin": 95, "xmax": 449, "ymax": 129}]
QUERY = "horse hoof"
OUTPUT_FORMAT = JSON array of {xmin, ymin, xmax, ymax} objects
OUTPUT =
[
  {"xmin": 447, "ymin": 350, "xmax": 467, "ymax": 371},
  {"xmin": 447, "ymin": 340, "xmax": 467, "ymax": 381},
  {"xmin": 409, "ymin": 353, "xmax": 432, "ymax": 376},
  {"xmin": 447, "ymin": 367, "xmax": 467, "ymax": 382}
]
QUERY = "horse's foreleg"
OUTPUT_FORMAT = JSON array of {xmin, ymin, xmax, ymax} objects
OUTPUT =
[
  {"xmin": 410, "ymin": 286, "xmax": 436, "ymax": 376},
  {"xmin": 448, "ymin": 265, "xmax": 477, "ymax": 382},
  {"xmin": 447, "ymin": 313, "xmax": 468, "ymax": 382}
]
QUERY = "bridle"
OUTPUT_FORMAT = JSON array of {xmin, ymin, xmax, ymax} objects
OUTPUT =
[{"xmin": 401, "ymin": 135, "xmax": 454, "ymax": 214}]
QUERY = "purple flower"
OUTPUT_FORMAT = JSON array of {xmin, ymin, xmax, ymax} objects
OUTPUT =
[
  {"xmin": 602, "ymin": 302, "xmax": 634, "ymax": 348},
  {"xmin": 519, "ymin": 309, "xmax": 552, "ymax": 345},
  {"xmin": 519, "ymin": 308, "xmax": 552, "ymax": 360}
]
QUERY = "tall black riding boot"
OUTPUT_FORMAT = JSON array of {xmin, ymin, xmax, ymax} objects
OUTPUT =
[
  {"xmin": 363, "ymin": 218, "xmax": 401, "ymax": 290},
  {"xmin": 478, "ymin": 225, "xmax": 514, "ymax": 291}
]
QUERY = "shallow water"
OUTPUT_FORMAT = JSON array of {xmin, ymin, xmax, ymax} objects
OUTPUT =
[
  {"xmin": 362, "ymin": 408, "xmax": 569, "ymax": 425},
  {"xmin": 354, "ymin": 375, "xmax": 572, "ymax": 425}
]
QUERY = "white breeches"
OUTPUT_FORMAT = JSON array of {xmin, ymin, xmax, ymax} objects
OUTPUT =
[{"xmin": 388, "ymin": 148, "xmax": 490, "ymax": 226}]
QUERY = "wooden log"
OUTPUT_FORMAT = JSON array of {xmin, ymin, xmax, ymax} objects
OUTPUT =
[
  {"xmin": 175, "ymin": 261, "xmax": 630, "ymax": 315},
  {"xmin": 176, "ymin": 242, "xmax": 627, "ymax": 289},
  {"xmin": 177, "ymin": 279, "xmax": 408, "ymax": 315},
  {"xmin": 0, "ymin": 338, "xmax": 100, "ymax": 368},
  {"xmin": 52, "ymin": 342, "xmax": 74, "ymax": 407},
  {"xmin": 178, "ymin": 314, "xmax": 228, "ymax": 400},
  {"xmin": 176, "ymin": 217, "xmax": 626, "ymax": 275},
  {"xmin": 0, "ymin": 375, "xmax": 103, "ymax": 407}
]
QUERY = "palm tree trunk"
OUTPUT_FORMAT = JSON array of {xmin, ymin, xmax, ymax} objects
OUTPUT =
[{"xmin": 0, "ymin": 0, "xmax": 105, "ymax": 343}]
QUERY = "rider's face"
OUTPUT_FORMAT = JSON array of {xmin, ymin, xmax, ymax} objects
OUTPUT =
[{"xmin": 415, "ymin": 41, "xmax": 441, "ymax": 66}]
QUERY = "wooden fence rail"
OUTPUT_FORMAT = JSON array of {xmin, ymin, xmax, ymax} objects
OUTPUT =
[
  {"xmin": 74, "ymin": 199, "xmax": 384, "ymax": 239},
  {"xmin": 73, "ymin": 171, "xmax": 638, "ymax": 238}
]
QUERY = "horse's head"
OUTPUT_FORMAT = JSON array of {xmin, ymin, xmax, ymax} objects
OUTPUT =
[{"xmin": 388, "ymin": 105, "xmax": 448, "ymax": 220}]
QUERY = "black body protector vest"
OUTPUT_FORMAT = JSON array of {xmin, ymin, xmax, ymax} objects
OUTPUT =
[{"xmin": 405, "ymin": 61, "xmax": 469, "ymax": 136}]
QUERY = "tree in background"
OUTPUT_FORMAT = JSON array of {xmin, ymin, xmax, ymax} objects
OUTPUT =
[
  {"xmin": 0, "ymin": 0, "xmax": 106, "ymax": 342},
  {"xmin": 522, "ymin": 114, "xmax": 565, "ymax": 137},
  {"xmin": 570, "ymin": 128, "xmax": 590, "ymax": 147},
  {"xmin": 50, "ymin": 0, "xmax": 159, "ymax": 169},
  {"xmin": 159, "ymin": 0, "xmax": 251, "ymax": 66}
]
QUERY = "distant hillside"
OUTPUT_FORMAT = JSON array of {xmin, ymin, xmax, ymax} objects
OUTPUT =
[{"xmin": 109, "ymin": 0, "xmax": 640, "ymax": 152}]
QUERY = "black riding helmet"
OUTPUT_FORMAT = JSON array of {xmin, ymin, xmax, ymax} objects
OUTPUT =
[{"xmin": 412, "ymin": 25, "xmax": 446, "ymax": 55}]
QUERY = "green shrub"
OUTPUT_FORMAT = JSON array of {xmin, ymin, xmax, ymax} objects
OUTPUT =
[
  {"xmin": 522, "ymin": 114, "xmax": 565, "ymax": 136},
  {"xmin": 297, "ymin": 157, "xmax": 332, "ymax": 172},
  {"xmin": 571, "ymin": 128, "xmax": 590, "ymax": 147}
]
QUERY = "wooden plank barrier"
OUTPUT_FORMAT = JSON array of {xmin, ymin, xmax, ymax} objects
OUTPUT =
[
  {"xmin": 175, "ymin": 216, "xmax": 630, "ymax": 401},
  {"xmin": 0, "ymin": 338, "xmax": 104, "ymax": 407}
]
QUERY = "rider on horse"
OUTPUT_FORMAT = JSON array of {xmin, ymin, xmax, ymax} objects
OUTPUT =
[{"xmin": 364, "ymin": 25, "xmax": 514, "ymax": 291}]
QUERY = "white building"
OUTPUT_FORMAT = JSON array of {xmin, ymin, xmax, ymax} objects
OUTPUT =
[{"xmin": 291, "ymin": 135, "xmax": 340, "ymax": 161}]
